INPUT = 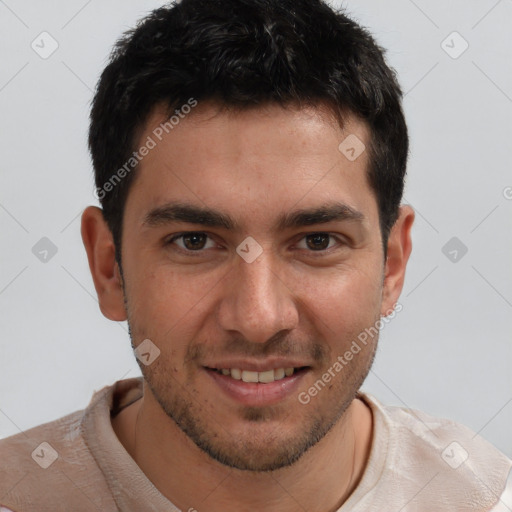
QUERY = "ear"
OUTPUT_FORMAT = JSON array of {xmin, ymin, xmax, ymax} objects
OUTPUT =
[
  {"xmin": 381, "ymin": 205, "xmax": 415, "ymax": 315},
  {"xmin": 81, "ymin": 206, "xmax": 127, "ymax": 321}
]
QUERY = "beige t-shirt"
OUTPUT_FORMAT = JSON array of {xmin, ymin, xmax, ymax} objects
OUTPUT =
[{"xmin": 1, "ymin": 377, "xmax": 511, "ymax": 511}]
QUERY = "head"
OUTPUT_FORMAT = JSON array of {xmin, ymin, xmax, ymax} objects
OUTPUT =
[{"xmin": 82, "ymin": 0, "xmax": 414, "ymax": 472}]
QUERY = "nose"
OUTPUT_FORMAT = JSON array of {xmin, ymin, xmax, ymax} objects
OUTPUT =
[{"xmin": 217, "ymin": 249, "xmax": 299, "ymax": 344}]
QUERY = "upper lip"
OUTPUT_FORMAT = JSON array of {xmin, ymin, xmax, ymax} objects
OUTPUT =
[{"xmin": 203, "ymin": 359, "xmax": 311, "ymax": 372}]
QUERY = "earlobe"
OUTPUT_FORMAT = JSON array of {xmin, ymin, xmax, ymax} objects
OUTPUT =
[
  {"xmin": 381, "ymin": 205, "xmax": 415, "ymax": 315},
  {"xmin": 81, "ymin": 206, "xmax": 127, "ymax": 321}
]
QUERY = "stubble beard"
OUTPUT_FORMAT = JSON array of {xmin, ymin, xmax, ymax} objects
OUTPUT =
[
  {"xmin": 120, "ymin": 269, "xmax": 378, "ymax": 472},
  {"xmin": 127, "ymin": 321, "xmax": 377, "ymax": 472}
]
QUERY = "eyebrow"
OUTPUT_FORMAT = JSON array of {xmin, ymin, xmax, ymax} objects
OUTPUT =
[{"xmin": 142, "ymin": 201, "xmax": 364, "ymax": 231}]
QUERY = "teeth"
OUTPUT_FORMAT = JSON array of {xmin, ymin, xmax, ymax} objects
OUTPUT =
[
  {"xmin": 242, "ymin": 370, "xmax": 259, "ymax": 383},
  {"xmin": 274, "ymin": 368, "xmax": 285, "ymax": 379},
  {"xmin": 230, "ymin": 368, "xmax": 242, "ymax": 380},
  {"xmin": 217, "ymin": 367, "xmax": 297, "ymax": 383},
  {"xmin": 258, "ymin": 370, "xmax": 274, "ymax": 383}
]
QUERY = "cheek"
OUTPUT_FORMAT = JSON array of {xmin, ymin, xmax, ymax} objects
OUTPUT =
[
  {"xmin": 124, "ymin": 265, "xmax": 220, "ymax": 350},
  {"xmin": 127, "ymin": 262, "xmax": 189, "ymax": 313},
  {"xmin": 299, "ymin": 264, "xmax": 382, "ymax": 326}
]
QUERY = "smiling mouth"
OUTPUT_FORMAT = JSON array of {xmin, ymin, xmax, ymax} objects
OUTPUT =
[{"xmin": 205, "ymin": 367, "xmax": 309, "ymax": 383}]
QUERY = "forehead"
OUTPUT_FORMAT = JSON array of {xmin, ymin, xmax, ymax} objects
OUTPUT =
[
  {"xmin": 124, "ymin": 102, "xmax": 377, "ymax": 230},
  {"xmin": 141, "ymin": 101, "xmax": 369, "ymax": 166}
]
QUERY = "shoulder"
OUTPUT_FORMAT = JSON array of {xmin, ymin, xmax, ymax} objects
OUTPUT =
[
  {"xmin": 356, "ymin": 393, "xmax": 512, "ymax": 511},
  {"xmin": 0, "ymin": 407, "xmax": 84, "ymax": 470},
  {"xmin": 0, "ymin": 384, "xmax": 118, "ymax": 512}
]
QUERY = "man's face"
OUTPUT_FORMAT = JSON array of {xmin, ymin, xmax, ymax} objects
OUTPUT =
[{"xmin": 118, "ymin": 103, "xmax": 392, "ymax": 471}]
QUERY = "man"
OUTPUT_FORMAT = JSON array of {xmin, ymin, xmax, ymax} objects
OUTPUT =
[{"xmin": 1, "ymin": 0, "xmax": 510, "ymax": 510}]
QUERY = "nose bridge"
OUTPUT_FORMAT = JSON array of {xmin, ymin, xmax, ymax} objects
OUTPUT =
[{"xmin": 218, "ymin": 248, "xmax": 298, "ymax": 343}]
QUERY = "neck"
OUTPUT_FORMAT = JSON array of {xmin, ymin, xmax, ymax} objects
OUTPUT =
[{"xmin": 112, "ymin": 385, "xmax": 373, "ymax": 512}]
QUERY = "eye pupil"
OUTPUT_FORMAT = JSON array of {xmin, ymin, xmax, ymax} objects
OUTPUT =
[
  {"xmin": 306, "ymin": 233, "xmax": 330, "ymax": 251},
  {"xmin": 183, "ymin": 233, "xmax": 206, "ymax": 250}
]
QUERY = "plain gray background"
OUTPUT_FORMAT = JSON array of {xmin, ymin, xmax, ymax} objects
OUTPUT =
[{"xmin": 1, "ymin": 0, "xmax": 511, "ymax": 459}]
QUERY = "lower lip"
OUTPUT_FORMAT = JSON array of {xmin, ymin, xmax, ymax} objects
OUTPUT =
[{"xmin": 204, "ymin": 368, "xmax": 309, "ymax": 406}]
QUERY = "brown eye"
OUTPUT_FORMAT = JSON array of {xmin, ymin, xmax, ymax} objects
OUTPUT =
[
  {"xmin": 305, "ymin": 233, "xmax": 332, "ymax": 251},
  {"xmin": 182, "ymin": 233, "xmax": 207, "ymax": 250},
  {"xmin": 167, "ymin": 232, "xmax": 215, "ymax": 252}
]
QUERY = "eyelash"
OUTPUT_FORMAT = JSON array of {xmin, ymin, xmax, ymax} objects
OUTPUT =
[{"xmin": 165, "ymin": 231, "xmax": 346, "ymax": 256}]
